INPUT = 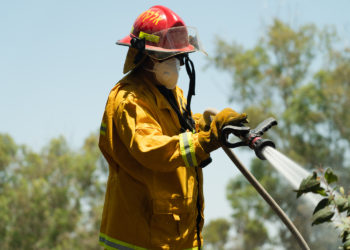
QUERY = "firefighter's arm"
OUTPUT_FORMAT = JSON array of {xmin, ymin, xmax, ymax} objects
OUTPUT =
[{"xmin": 115, "ymin": 97, "xmax": 210, "ymax": 172}]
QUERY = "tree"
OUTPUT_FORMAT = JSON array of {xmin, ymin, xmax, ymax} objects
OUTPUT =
[
  {"xmin": 208, "ymin": 19, "xmax": 350, "ymax": 249},
  {"xmin": 0, "ymin": 133, "xmax": 107, "ymax": 250},
  {"xmin": 203, "ymin": 218, "xmax": 231, "ymax": 250}
]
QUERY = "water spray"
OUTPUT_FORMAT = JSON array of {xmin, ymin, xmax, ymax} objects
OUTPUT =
[
  {"xmin": 262, "ymin": 146, "xmax": 322, "ymax": 207},
  {"xmin": 204, "ymin": 109, "xmax": 310, "ymax": 250}
]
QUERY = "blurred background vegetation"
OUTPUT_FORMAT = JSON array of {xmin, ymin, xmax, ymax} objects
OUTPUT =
[
  {"xmin": 203, "ymin": 18, "xmax": 350, "ymax": 250},
  {"xmin": 0, "ymin": 133, "xmax": 107, "ymax": 249},
  {"xmin": 1, "ymin": 18, "xmax": 350, "ymax": 249}
]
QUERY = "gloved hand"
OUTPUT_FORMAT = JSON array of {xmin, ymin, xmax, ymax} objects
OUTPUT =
[
  {"xmin": 198, "ymin": 108, "xmax": 248, "ymax": 153},
  {"xmin": 193, "ymin": 113, "xmax": 210, "ymax": 132}
]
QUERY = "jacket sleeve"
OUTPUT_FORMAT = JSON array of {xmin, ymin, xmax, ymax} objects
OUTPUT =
[{"xmin": 114, "ymin": 95, "xmax": 210, "ymax": 172}]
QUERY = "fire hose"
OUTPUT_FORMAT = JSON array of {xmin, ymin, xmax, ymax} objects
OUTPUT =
[{"xmin": 203, "ymin": 108, "xmax": 310, "ymax": 250}]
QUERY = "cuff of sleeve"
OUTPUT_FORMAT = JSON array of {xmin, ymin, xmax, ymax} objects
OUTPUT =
[
  {"xmin": 179, "ymin": 132, "xmax": 210, "ymax": 168},
  {"xmin": 192, "ymin": 133, "xmax": 211, "ymax": 163},
  {"xmin": 199, "ymin": 156, "xmax": 212, "ymax": 168}
]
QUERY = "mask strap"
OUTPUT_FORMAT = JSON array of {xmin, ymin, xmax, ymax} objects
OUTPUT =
[{"xmin": 184, "ymin": 54, "xmax": 196, "ymax": 116}]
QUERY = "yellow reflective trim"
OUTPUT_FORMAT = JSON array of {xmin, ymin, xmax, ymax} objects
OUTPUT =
[
  {"xmin": 179, "ymin": 133, "xmax": 190, "ymax": 167},
  {"xmin": 179, "ymin": 132, "xmax": 198, "ymax": 167},
  {"xmin": 99, "ymin": 232, "xmax": 147, "ymax": 250},
  {"xmin": 100, "ymin": 122, "xmax": 106, "ymax": 136},
  {"xmin": 99, "ymin": 232, "xmax": 200, "ymax": 250},
  {"xmin": 139, "ymin": 31, "xmax": 160, "ymax": 43},
  {"xmin": 130, "ymin": 26, "xmax": 134, "ymax": 34},
  {"xmin": 187, "ymin": 132, "xmax": 198, "ymax": 167}
]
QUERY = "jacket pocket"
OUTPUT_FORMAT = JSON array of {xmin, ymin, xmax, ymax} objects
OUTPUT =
[{"xmin": 150, "ymin": 198, "xmax": 196, "ymax": 247}]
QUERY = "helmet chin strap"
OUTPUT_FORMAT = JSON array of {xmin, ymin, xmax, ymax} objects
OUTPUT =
[
  {"xmin": 130, "ymin": 37, "xmax": 146, "ymax": 64},
  {"xmin": 184, "ymin": 54, "xmax": 196, "ymax": 117}
]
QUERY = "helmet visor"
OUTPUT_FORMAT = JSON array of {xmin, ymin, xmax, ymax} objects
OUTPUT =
[{"xmin": 143, "ymin": 26, "xmax": 206, "ymax": 60}]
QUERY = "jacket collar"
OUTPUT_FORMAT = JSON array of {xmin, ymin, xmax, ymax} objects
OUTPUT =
[
  {"xmin": 124, "ymin": 69, "xmax": 185, "ymax": 130},
  {"xmin": 136, "ymin": 69, "xmax": 181, "ymax": 111}
]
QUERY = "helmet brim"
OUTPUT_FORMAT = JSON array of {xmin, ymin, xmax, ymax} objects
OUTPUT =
[{"xmin": 117, "ymin": 35, "xmax": 196, "ymax": 60}]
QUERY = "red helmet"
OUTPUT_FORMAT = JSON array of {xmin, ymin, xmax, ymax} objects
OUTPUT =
[{"xmin": 117, "ymin": 5, "xmax": 204, "ymax": 60}]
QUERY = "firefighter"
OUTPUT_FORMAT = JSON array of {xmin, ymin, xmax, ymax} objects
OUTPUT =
[{"xmin": 98, "ymin": 5, "xmax": 247, "ymax": 250}]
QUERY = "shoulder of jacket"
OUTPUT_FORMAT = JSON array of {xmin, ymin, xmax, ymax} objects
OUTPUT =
[{"xmin": 111, "ymin": 75, "xmax": 156, "ymax": 109}]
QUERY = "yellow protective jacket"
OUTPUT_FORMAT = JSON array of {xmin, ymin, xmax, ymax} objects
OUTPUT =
[{"xmin": 98, "ymin": 69, "xmax": 210, "ymax": 250}]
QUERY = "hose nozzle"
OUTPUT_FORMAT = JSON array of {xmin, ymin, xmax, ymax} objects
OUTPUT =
[
  {"xmin": 251, "ymin": 138, "xmax": 275, "ymax": 160},
  {"xmin": 221, "ymin": 117, "xmax": 278, "ymax": 160}
]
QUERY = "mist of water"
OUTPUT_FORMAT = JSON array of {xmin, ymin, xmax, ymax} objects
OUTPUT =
[
  {"xmin": 261, "ymin": 146, "xmax": 322, "ymax": 207},
  {"xmin": 262, "ymin": 146, "xmax": 346, "ymax": 230}
]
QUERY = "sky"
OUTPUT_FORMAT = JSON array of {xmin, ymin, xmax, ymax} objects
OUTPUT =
[{"xmin": 1, "ymin": 0, "xmax": 350, "ymax": 223}]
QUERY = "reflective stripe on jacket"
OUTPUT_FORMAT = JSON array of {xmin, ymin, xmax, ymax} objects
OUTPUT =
[{"xmin": 99, "ymin": 69, "xmax": 210, "ymax": 250}]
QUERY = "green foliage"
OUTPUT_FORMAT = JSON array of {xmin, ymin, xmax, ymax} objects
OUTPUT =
[
  {"xmin": 0, "ymin": 133, "xmax": 107, "ymax": 250},
  {"xmin": 203, "ymin": 218, "xmax": 231, "ymax": 250},
  {"xmin": 313, "ymin": 198, "xmax": 330, "ymax": 215},
  {"xmin": 324, "ymin": 168, "xmax": 338, "ymax": 184},
  {"xmin": 295, "ymin": 171, "xmax": 326, "ymax": 197},
  {"xmin": 0, "ymin": 134, "xmax": 17, "ymax": 171},
  {"xmin": 296, "ymin": 168, "xmax": 350, "ymax": 249},
  {"xmin": 241, "ymin": 216, "xmax": 268, "ymax": 250},
  {"xmin": 208, "ymin": 17, "xmax": 350, "ymax": 249},
  {"xmin": 225, "ymin": 160, "xmax": 273, "ymax": 249},
  {"xmin": 311, "ymin": 206, "xmax": 334, "ymax": 226}
]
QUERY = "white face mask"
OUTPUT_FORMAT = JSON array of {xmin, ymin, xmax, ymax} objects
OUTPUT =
[{"xmin": 145, "ymin": 57, "xmax": 180, "ymax": 89}]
